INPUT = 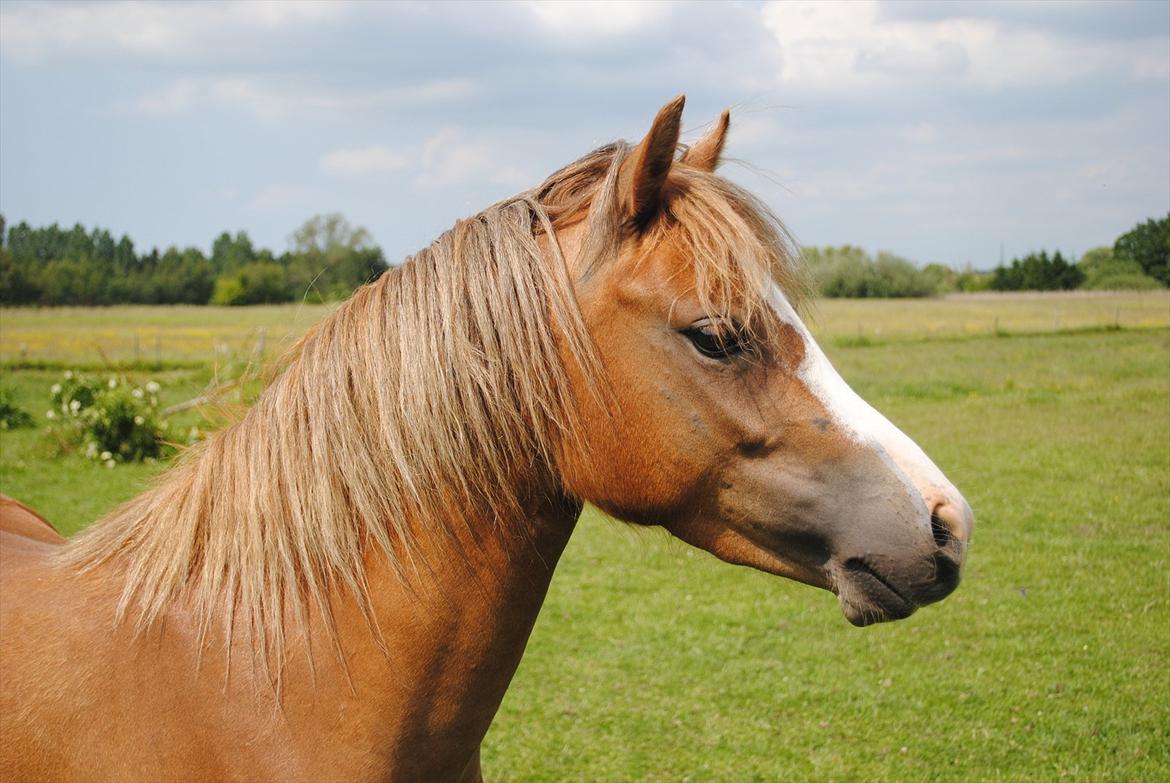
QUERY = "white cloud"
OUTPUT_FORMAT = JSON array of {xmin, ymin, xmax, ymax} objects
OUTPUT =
[
  {"xmin": 320, "ymin": 145, "xmax": 410, "ymax": 177},
  {"xmin": 522, "ymin": 0, "xmax": 669, "ymax": 39},
  {"xmin": 418, "ymin": 128, "xmax": 531, "ymax": 190},
  {"xmin": 0, "ymin": 0, "xmax": 340, "ymax": 64},
  {"xmin": 319, "ymin": 129, "xmax": 532, "ymax": 190},
  {"xmin": 760, "ymin": 0, "xmax": 1169, "ymax": 90},
  {"xmin": 125, "ymin": 76, "xmax": 471, "ymax": 122}
]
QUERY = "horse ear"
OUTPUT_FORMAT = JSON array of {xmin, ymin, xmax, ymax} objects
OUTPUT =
[
  {"xmin": 622, "ymin": 95, "xmax": 685, "ymax": 228},
  {"xmin": 680, "ymin": 110, "xmax": 730, "ymax": 172}
]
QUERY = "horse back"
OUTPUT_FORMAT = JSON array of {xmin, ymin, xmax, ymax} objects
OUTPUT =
[{"xmin": 0, "ymin": 496, "xmax": 64, "ymax": 547}]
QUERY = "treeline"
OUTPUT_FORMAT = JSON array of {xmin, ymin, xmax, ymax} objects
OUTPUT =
[
  {"xmin": 2, "ymin": 211, "xmax": 1166, "ymax": 305},
  {"xmin": 0, "ymin": 213, "xmax": 387, "ymax": 306},
  {"xmin": 806, "ymin": 213, "xmax": 1168, "ymax": 298}
]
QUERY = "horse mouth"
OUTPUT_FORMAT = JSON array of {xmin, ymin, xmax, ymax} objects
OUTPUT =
[{"xmin": 837, "ymin": 558, "xmax": 916, "ymax": 626}]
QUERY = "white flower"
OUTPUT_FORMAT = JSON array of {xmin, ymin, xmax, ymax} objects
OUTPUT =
[
  {"xmin": 50, "ymin": 383, "xmax": 62, "ymax": 396},
  {"xmin": 100, "ymin": 451, "xmax": 112, "ymax": 461},
  {"xmin": 145, "ymin": 381, "xmax": 161, "ymax": 393},
  {"xmin": 63, "ymin": 370, "xmax": 74, "ymax": 380},
  {"xmin": 108, "ymin": 377, "xmax": 117, "ymax": 389},
  {"xmin": 69, "ymin": 399, "xmax": 81, "ymax": 413},
  {"xmin": 105, "ymin": 459, "xmax": 116, "ymax": 469},
  {"xmin": 132, "ymin": 388, "xmax": 144, "ymax": 399},
  {"xmin": 45, "ymin": 410, "xmax": 57, "ymax": 420},
  {"xmin": 133, "ymin": 416, "xmax": 145, "ymax": 425},
  {"xmin": 85, "ymin": 442, "xmax": 98, "ymax": 458}
]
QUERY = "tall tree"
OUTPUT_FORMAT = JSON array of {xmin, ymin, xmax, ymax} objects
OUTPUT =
[
  {"xmin": 210, "ymin": 231, "xmax": 256, "ymax": 274},
  {"xmin": 286, "ymin": 213, "xmax": 387, "ymax": 300},
  {"xmin": 1113, "ymin": 214, "xmax": 1169, "ymax": 286}
]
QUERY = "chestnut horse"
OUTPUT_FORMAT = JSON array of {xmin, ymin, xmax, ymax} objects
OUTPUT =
[{"xmin": 0, "ymin": 97, "xmax": 973, "ymax": 782}]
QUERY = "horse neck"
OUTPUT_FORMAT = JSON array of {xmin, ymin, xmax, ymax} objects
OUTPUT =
[{"xmin": 277, "ymin": 489, "xmax": 581, "ymax": 779}]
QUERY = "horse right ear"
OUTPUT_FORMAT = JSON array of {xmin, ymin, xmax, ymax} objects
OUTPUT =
[
  {"xmin": 680, "ymin": 110, "xmax": 730, "ymax": 172},
  {"xmin": 620, "ymin": 95, "xmax": 685, "ymax": 229}
]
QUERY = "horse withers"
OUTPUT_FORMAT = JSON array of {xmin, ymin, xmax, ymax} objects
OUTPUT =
[{"xmin": 0, "ymin": 96, "xmax": 972, "ymax": 782}]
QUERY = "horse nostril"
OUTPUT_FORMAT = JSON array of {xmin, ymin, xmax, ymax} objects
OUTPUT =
[
  {"xmin": 930, "ymin": 511, "xmax": 951, "ymax": 548},
  {"xmin": 931, "ymin": 552, "xmax": 962, "ymax": 596},
  {"xmin": 929, "ymin": 498, "xmax": 973, "ymax": 551}
]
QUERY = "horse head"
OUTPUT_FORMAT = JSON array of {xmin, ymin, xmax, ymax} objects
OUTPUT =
[{"xmin": 555, "ymin": 97, "xmax": 973, "ymax": 625}]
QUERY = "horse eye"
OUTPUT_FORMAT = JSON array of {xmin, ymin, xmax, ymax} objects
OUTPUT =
[{"xmin": 683, "ymin": 321, "xmax": 746, "ymax": 360}]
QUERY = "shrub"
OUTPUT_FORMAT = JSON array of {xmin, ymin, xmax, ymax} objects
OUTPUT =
[
  {"xmin": 803, "ymin": 246, "xmax": 941, "ymax": 298},
  {"xmin": 1079, "ymin": 246, "xmax": 1161, "ymax": 290},
  {"xmin": 955, "ymin": 268, "xmax": 993, "ymax": 292},
  {"xmin": 46, "ymin": 371, "xmax": 173, "ymax": 466},
  {"xmin": 1083, "ymin": 271, "xmax": 1163, "ymax": 291},
  {"xmin": 210, "ymin": 276, "xmax": 246, "ymax": 306},
  {"xmin": 0, "ymin": 387, "xmax": 34, "ymax": 430},
  {"xmin": 211, "ymin": 262, "xmax": 291, "ymax": 306}
]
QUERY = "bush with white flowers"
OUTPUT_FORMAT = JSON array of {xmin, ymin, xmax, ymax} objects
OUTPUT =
[{"xmin": 47, "ymin": 372, "xmax": 172, "ymax": 466}]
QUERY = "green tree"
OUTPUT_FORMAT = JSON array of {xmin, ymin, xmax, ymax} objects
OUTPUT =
[
  {"xmin": 991, "ymin": 251, "xmax": 1083, "ymax": 291},
  {"xmin": 0, "ymin": 247, "xmax": 40, "ymax": 304},
  {"xmin": 1113, "ymin": 214, "xmax": 1169, "ymax": 286},
  {"xmin": 286, "ymin": 213, "xmax": 387, "ymax": 300},
  {"xmin": 921, "ymin": 263, "xmax": 958, "ymax": 293},
  {"xmin": 92, "ymin": 228, "xmax": 115, "ymax": 266},
  {"xmin": 210, "ymin": 231, "xmax": 257, "ymax": 274}
]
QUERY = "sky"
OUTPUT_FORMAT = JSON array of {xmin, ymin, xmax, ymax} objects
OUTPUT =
[{"xmin": 1, "ymin": 0, "xmax": 1167, "ymax": 269}]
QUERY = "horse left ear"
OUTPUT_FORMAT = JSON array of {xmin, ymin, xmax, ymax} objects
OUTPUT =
[
  {"xmin": 680, "ymin": 109, "xmax": 730, "ymax": 172},
  {"xmin": 622, "ymin": 95, "xmax": 685, "ymax": 228}
]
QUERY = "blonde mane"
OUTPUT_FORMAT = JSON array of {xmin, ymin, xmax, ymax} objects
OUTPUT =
[{"xmin": 60, "ymin": 141, "xmax": 807, "ymax": 666}]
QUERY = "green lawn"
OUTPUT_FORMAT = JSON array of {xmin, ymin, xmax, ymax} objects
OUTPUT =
[{"xmin": 0, "ymin": 301, "xmax": 1167, "ymax": 781}]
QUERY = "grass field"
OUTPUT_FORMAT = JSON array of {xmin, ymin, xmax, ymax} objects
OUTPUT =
[
  {"xmin": 1, "ymin": 294, "xmax": 1168, "ymax": 781},
  {"xmin": 1, "ymin": 291, "xmax": 1167, "ymax": 364}
]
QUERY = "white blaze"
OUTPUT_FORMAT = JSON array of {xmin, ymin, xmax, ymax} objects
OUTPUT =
[{"xmin": 768, "ymin": 285, "xmax": 969, "ymax": 534}]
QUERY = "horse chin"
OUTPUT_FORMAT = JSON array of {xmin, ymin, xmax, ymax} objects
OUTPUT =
[{"xmin": 834, "ymin": 559, "xmax": 918, "ymax": 627}]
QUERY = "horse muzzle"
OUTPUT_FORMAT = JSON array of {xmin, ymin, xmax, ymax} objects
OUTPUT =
[{"xmin": 833, "ymin": 497, "xmax": 972, "ymax": 627}]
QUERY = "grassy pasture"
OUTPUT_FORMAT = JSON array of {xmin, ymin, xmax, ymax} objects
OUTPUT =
[
  {"xmin": 1, "ymin": 291, "xmax": 1166, "ymax": 364},
  {"xmin": 0, "ymin": 302, "xmax": 341, "ymax": 365},
  {"xmin": 0, "ymin": 294, "xmax": 1167, "ymax": 781}
]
